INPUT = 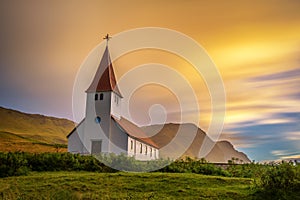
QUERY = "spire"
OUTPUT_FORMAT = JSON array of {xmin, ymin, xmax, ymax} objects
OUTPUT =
[
  {"xmin": 86, "ymin": 35, "xmax": 122, "ymax": 97},
  {"xmin": 103, "ymin": 33, "xmax": 111, "ymax": 46}
]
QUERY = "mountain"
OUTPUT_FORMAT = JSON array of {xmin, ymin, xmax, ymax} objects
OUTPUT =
[
  {"xmin": 0, "ymin": 106, "xmax": 250, "ymax": 163},
  {"xmin": 143, "ymin": 124, "xmax": 251, "ymax": 163},
  {"xmin": 0, "ymin": 106, "xmax": 75, "ymax": 152}
]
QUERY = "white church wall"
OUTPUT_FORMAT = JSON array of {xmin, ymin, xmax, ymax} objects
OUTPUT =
[
  {"xmin": 68, "ymin": 90, "xmax": 160, "ymax": 159},
  {"xmin": 110, "ymin": 93, "xmax": 121, "ymax": 119},
  {"xmin": 68, "ymin": 121, "xmax": 88, "ymax": 154},
  {"xmin": 109, "ymin": 119, "xmax": 128, "ymax": 155},
  {"xmin": 150, "ymin": 145, "xmax": 159, "ymax": 160},
  {"xmin": 155, "ymin": 148, "xmax": 159, "ymax": 159},
  {"xmin": 134, "ymin": 140, "xmax": 158, "ymax": 161},
  {"xmin": 83, "ymin": 92, "xmax": 112, "ymax": 154},
  {"xmin": 127, "ymin": 137, "xmax": 136, "ymax": 157}
]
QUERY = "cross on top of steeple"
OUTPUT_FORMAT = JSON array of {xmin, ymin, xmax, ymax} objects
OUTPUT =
[{"xmin": 103, "ymin": 34, "xmax": 111, "ymax": 45}]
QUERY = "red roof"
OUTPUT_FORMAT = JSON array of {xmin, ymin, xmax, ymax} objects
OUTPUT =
[
  {"xmin": 112, "ymin": 116, "xmax": 159, "ymax": 149},
  {"xmin": 86, "ymin": 46, "xmax": 122, "ymax": 97}
]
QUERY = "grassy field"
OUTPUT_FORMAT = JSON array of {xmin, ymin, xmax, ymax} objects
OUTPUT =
[
  {"xmin": 0, "ymin": 131, "xmax": 67, "ymax": 153},
  {"xmin": 0, "ymin": 172, "xmax": 255, "ymax": 199}
]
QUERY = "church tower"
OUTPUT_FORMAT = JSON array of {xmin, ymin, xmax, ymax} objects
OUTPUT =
[
  {"xmin": 83, "ymin": 35, "xmax": 123, "ymax": 154},
  {"xmin": 67, "ymin": 34, "xmax": 159, "ymax": 159}
]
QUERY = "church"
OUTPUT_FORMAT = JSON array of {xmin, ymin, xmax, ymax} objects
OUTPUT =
[{"xmin": 67, "ymin": 36, "xmax": 159, "ymax": 160}]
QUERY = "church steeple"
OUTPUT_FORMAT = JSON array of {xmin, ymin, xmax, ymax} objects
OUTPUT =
[{"xmin": 86, "ymin": 35, "xmax": 122, "ymax": 97}]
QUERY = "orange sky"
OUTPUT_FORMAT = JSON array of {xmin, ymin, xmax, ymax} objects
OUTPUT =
[{"xmin": 0, "ymin": 0, "xmax": 299, "ymax": 161}]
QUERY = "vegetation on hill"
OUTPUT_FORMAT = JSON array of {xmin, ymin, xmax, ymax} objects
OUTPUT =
[
  {"xmin": 0, "ymin": 152, "xmax": 255, "ymax": 177},
  {"xmin": 0, "ymin": 152, "xmax": 299, "ymax": 199},
  {"xmin": 0, "ymin": 131, "xmax": 67, "ymax": 153},
  {"xmin": 0, "ymin": 106, "xmax": 74, "ymax": 152},
  {"xmin": 0, "ymin": 106, "xmax": 74, "ymax": 144}
]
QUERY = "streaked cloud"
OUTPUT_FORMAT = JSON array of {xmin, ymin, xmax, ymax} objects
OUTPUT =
[
  {"xmin": 285, "ymin": 132, "xmax": 300, "ymax": 141},
  {"xmin": 271, "ymin": 150, "xmax": 290, "ymax": 156},
  {"xmin": 280, "ymin": 154, "xmax": 300, "ymax": 160},
  {"xmin": 271, "ymin": 149, "xmax": 300, "ymax": 160},
  {"xmin": 0, "ymin": 0, "xmax": 299, "ymax": 161},
  {"xmin": 249, "ymin": 67, "xmax": 300, "ymax": 82}
]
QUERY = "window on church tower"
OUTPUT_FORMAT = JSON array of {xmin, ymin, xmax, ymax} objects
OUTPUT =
[
  {"xmin": 95, "ymin": 116, "xmax": 101, "ymax": 124},
  {"xmin": 95, "ymin": 94, "xmax": 98, "ymax": 100},
  {"xmin": 100, "ymin": 93, "xmax": 104, "ymax": 100}
]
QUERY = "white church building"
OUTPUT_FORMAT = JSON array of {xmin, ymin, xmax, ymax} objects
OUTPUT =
[{"xmin": 67, "ymin": 38, "xmax": 159, "ymax": 160}]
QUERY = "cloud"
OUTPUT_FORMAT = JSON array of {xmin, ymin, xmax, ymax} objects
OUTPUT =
[
  {"xmin": 225, "ymin": 111, "xmax": 297, "ymax": 129},
  {"xmin": 224, "ymin": 59, "xmax": 300, "ymax": 128},
  {"xmin": 255, "ymin": 118, "xmax": 296, "ymax": 125},
  {"xmin": 219, "ymin": 131, "xmax": 276, "ymax": 149},
  {"xmin": 280, "ymin": 154, "xmax": 300, "ymax": 160},
  {"xmin": 285, "ymin": 131, "xmax": 300, "ymax": 141},
  {"xmin": 249, "ymin": 67, "xmax": 300, "ymax": 82},
  {"xmin": 271, "ymin": 150, "xmax": 290, "ymax": 156},
  {"xmin": 271, "ymin": 149, "xmax": 300, "ymax": 160}
]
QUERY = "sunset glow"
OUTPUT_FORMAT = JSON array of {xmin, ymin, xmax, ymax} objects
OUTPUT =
[{"xmin": 0, "ymin": 0, "xmax": 299, "ymax": 161}]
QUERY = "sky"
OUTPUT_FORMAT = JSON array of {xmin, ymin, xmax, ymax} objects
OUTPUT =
[{"xmin": 0, "ymin": 0, "xmax": 300, "ymax": 161}]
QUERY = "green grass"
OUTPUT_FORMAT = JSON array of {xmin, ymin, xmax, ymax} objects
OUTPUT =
[
  {"xmin": 0, "ymin": 172, "xmax": 255, "ymax": 199},
  {"xmin": 0, "ymin": 132, "xmax": 67, "ymax": 153}
]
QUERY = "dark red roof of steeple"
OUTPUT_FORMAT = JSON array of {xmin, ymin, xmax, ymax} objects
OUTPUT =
[{"xmin": 86, "ymin": 46, "xmax": 122, "ymax": 97}]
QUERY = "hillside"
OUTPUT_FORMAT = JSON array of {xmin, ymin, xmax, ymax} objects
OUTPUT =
[
  {"xmin": 143, "ymin": 124, "xmax": 251, "ymax": 163},
  {"xmin": 0, "ymin": 106, "xmax": 75, "ymax": 152},
  {"xmin": 0, "ymin": 106, "xmax": 250, "ymax": 163}
]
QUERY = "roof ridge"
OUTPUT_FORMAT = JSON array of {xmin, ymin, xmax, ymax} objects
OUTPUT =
[{"xmin": 111, "ymin": 116, "xmax": 159, "ymax": 149}]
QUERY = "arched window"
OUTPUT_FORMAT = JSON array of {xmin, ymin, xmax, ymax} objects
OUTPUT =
[
  {"xmin": 140, "ymin": 143, "xmax": 142, "ymax": 154},
  {"xmin": 145, "ymin": 146, "xmax": 147, "ymax": 155},
  {"xmin": 130, "ymin": 140, "xmax": 133, "ymax": 150},
  {"xmin": 150, "ymin": 148, "xmax": 152, "ymax": 157},
  {"xmin": 100, "ymin": 93, "xmax": 104, "ymax": 100},
  {"xmin": 95, "ymin": 94, "xmax": 98, "ymax": 100}
]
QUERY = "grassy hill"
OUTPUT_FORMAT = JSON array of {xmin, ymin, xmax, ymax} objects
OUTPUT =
[
  {"xmin": 0, "ymin": 172, "xmax": 255, "ymax": 199},
  {"xmin": 0, "ymin": 106, "xmax": 75, "ymax": 152},
  {"xmin": 0, "ymin": 106, "xmax": 250, "ymax": 163}
]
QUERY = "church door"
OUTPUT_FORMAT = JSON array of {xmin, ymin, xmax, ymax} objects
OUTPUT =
[{"xmin": 91, "ymin": 140, "xmax": 102, "ymax": 154}]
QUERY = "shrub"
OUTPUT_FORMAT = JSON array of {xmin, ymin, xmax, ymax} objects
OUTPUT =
[
  {"xmin": 158, "ymin": 157, "xmax": 228, "ymax": 176},
  {"xmin": 255, "ymin": 162, "xmax": 300, "ymax": 199},
  {"xmin": 0, "ymin": 152, "xmax": 30, "ymax": 177},
  {"xmin": 0, "ymin": 152, "xmax": 115, "ymax": 177},
  {"xmin": 226, "ymin": 163, "xmax": 268, "ymax": 178},
  {"xmin": 95, "ymin": 153, "xmax": 171, "ymax": 172}
]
